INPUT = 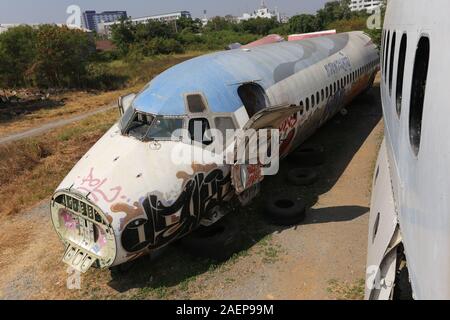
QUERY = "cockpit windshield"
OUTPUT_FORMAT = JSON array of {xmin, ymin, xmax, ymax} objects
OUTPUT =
[
  {"xmin": 127, "ymin": 113, "xmax": 155, "ymax": 140},
  {"xmin": 146, "ymin": 117, "xmax": 184, "ymax": 140},
  {"xmin": 119, "ymin": 108, "xmax": 184, "ymax": 141}
]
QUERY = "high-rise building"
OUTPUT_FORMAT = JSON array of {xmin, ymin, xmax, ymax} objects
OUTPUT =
[
  {"xmin": 82, "ymin": 10, "xmax": 128, "ymax": 32},
  {"xmin": 349, "ymin": 0, "xmax": 382, "ymax": 12}
]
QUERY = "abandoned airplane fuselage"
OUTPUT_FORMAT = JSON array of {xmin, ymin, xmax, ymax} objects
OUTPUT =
[{"xmin": 51, "ymin": 31, "xmax": 379, "ymax": 272}]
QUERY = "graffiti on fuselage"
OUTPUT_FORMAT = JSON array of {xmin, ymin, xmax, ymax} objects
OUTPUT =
[
  {"xmin": 324, "ymin": 56, "xmax": 352, "ymax": 78},
  {"xmin": 118, "ymin": 168, "xmax": 233, "ymax": 253},
  {"xmin": 279, "ymin": 113, "xmax": 298, "ymax": 156}
]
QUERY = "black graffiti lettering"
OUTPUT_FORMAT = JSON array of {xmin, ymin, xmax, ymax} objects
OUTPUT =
[{"xmin": 121, "ymin": 169, "xmax": 232, "ymax": 253}]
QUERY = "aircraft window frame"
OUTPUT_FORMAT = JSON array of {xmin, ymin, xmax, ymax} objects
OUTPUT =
[
  {"xmin": 316, "ymin": 92, "xmax": 320, "ymax": 105},
  {"xmin": 326, "ymin": 86, "xmax": 329, "ymax": 98},
  {"xmin": 305, "ymin": 97, "xmax": 310, "ymax": 112},
  {"xmin": 184, "ymin": 92, "xmax": 209, "ymax": 114},
  {"xmin": 119, "ymin": 105, "xmax": 136, "ymax": 134},
  {"xmin": 311, "ymin": 94, "xmax": 315, "ymax": 107},
  {"xmin": 188, "ymin": 117, "xmax": 214, "ymax": 146},
  {"xmin": 321, "ymin": 89, "xmax": 325, "ymax": 101},
  {"xmin": 124, "ymin": 111, "xmax": 155, "ymax": 140},
  {"xmin": 396, "ymin": 33, "xmax": 408, "ymax": 118},
  {"xmin": 409, "ymin": 35, "xmax": 430, "ymax": 157},
  {"xmin": 299, "ymin": 100, "xmax": 304, "ymax": 115},
  {"xmin": 389, "ymin": 31, "xmax": 397, "ymax": 96}
]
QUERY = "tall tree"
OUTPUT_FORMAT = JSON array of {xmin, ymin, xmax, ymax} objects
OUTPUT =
[{"xmin": 289, "ymin": 14, "xmax": 320, "ymax": 34}]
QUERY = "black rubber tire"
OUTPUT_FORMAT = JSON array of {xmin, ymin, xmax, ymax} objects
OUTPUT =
[
  {"xmin": 290, "ymin": 144, "xmax": 325, "ymax": 167},
  {"xmin": 110, "ymin": 260, "xmax": 135, "ymax": 279},
  {"xmin": 180, "ymin": 217, "xmax": 241, "ymax": 261},
  {"xmin": 264, "ymin": 195, "xmax": 307, "ymax": 226},
  {"xmin": 288, "ymin": 168, "xmax": 318, "ymax": 186}
]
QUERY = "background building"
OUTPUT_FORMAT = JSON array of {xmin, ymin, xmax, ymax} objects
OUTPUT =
[
  {"xmin": 349, "ymin": 0, "xmax": 382, "ymax": 12},
  {"xmin": 82, "ymin": 10, "xmax": 128, "ymax": 32},
  {"xmin": 101, "ymin": 11, "xmax": 191, "ymax": 36},
  {"xmin": 238, "ymin": 1, "xmax": 281, "ymax": 22}
]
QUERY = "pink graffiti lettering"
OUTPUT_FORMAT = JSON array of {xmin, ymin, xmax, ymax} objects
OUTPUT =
[{"xmin": 77, "ymin": 168, "xmax": 123, "ymax": 204}]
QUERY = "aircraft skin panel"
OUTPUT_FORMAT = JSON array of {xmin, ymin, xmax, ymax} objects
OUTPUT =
[
  {"xmin": 132, "ymin": 32, "xmax": 362, "ymax": 116},
  {"xmin": 373, "ymin": 0, "xmax": 450, "ymax": 299}
]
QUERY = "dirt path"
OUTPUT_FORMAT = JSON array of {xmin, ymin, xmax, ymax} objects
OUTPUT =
[
  {"xmin": 0, "ymin": 104, "xmax": 115, "ymax": 145},
  {"xmin": 0, "ymin": 80, "xmax": 383, "ymax": 300}
]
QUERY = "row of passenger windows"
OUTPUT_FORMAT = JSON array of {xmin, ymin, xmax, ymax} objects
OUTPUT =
[
  {"xmin": 382, "ymin": 28, "xmax": 430, "ymax": 156},
  {"xmin": 298, "ymin": 60, "xmax": 377, "ymax": 115}
]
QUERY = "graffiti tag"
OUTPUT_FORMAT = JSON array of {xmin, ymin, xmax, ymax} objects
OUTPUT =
[{"xmin": 78, "ymin": 168, "xmax": 123, "ymax": 204}]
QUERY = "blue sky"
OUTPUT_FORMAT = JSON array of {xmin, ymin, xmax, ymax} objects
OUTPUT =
[{"xmin": 0, "ymin": 0, "xmax": 330, "ymax": 24}]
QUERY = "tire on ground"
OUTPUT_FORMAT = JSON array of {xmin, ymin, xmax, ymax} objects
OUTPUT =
[
  {"xmin": 290, "ymin": 144, "xmax": 325, "ymax": 167},
  {"xmin": 288, "ymin": 168, "xmax": 318, "ymax": 186},
  {"xmin": 264, "ymin": 195, "xmax": 307, "ymax": 226},
  {"xmin": 180, "ymin": 217, "xmax": 241, "ymax": 261}
]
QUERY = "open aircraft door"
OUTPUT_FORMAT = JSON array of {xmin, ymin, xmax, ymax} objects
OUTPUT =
[{"xmin": 231, "ymin": 104, "xmax": 301, "ymax": 198}]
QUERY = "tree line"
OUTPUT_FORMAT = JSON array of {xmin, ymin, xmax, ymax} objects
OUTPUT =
[{"xmin": 0, "ymin": 0, "xmax": 383, "ymax": 90}]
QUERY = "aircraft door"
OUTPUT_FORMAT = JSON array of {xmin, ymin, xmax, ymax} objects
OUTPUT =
[{"xmin": 231, "ymin": 104, "xmax": 301, "ymax": 196}]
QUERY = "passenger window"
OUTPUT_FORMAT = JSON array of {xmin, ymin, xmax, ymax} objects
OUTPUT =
[
  {"xmin": 311, "ymin": 95, "xmax": 315, "ymax": 107},
  {"xmin": 384, "ymin": 31, "xmax": 390, "ymax": 81},
  {"xmin": 334, "ymin": 82, "xmax": 337, "ymax": 92},
  {"xmin": 321, "ymin": 89, "xmax": 325, "ymax": 101},
  {"xmin": 326, "ymin": 87, "xmax": 329, "ymax": 98},
  {"xmin": 389, "ymin": 32, "xmax": 397, "ymax": 96},
  {"xmin": 409, "ymin": 36, "xmax": 430, "ymax": 156},
  {"xmin": 306, "ymin": 98, "xmax": 310, "ymax": 112},
  {"xmin": 189, "ymin": 118, "xmax": 213, "ymax": 145},
  {"xmin": 299, "ymin": 100, "xmax": 304, "ymax": 115},
  {"xmin": 396, "ymin": 34, "xmax": 407, "ymax": 117},
  {"xmin": 316, "ymin": 92, "xmax": 320, "ymax": 104},
  {"xmin": 187, "ymin": 94, "xmax": 207, "ymax": 113}
]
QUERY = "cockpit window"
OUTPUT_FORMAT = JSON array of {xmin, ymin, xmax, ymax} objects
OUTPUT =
[
  {"xmin": 127, "ymin": 113, "xmax": 155, "ymax": 140},
  {"xmin": 187, "ymin": 94, "xmax": 207, "ymax": 113},
  {"xmin": 119, "ymin": 106, "xmax": 135, "ymax": 133},
  {"xmin": 145, "ymin": 117, "xmax": 184, "ymax": 140},
  {"xmin": 120, "ymin": 108, "xmax": 184, "ymax": 141}
]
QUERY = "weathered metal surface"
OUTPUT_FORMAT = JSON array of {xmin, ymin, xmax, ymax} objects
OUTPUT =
[
  {"xmin": 132, "ymin": 32, "xmax": 376, "ymax": 116},
  {"xmin": 369, "ymin": 0, "xmax": 450, "ymax": 299}
]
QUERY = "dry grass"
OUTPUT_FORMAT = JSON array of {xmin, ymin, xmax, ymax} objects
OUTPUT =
[
  {"xmin": 0, "ymin": 52, "xmax": 202, "ymax": 137},
  {"xmin": 0, "ymin": 51, "xmax": 206, "ymax": 218},
  {"xmin": 327, "ymin": 278, "xmax": 365, "ymax": 300},
  {"xmin": 0, "ymin": 109, "xmax": 119, "ymax": 217}
]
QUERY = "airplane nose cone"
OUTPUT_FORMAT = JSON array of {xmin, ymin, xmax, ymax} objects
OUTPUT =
[{"xmin": 55, "ymin": 124, "xmax": 232, "ymax": 266}]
